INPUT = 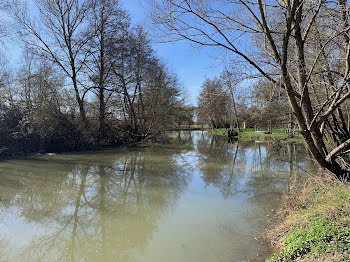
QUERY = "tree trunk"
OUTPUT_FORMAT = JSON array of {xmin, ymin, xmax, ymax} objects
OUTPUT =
[
  {"xmin": 72, "ymin": 71, "xmax": 86, "ymax": 123},
  {"xmin": 98, "ymin": 8, "xmax": 106, "ymax": 134},
  {"xmin": 229, "ymin": 86, "xmax": 240, "ymax": 131}
]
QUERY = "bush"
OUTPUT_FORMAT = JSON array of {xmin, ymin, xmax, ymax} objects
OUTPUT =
[{"xmin": 0, "ymin": 104, "xmax": 96, "ymax": 155}]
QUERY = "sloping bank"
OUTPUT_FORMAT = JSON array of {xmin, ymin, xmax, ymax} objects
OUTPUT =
[{"xmin": 266, "ymin": 173, "xmax": 350, "ymax": 261}]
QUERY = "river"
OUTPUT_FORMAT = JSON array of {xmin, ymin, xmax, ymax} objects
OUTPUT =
[{"xmin": 0, "ymin": 131, "xmax": 310, "ymax": 262}]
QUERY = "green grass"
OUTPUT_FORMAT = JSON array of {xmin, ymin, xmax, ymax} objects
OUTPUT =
[
  {"xmin": 209, "ymin": 128, "xmax": 303, "ymax": 142},
  {"xmin": 170, "ymin": 124, "xmax": 210, "ymax": 131},
  {"xmin": 267, "ymin": 181, "xmax": 350, "ymax": 261}
]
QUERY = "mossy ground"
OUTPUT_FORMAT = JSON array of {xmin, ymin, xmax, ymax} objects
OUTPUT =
[{"xmin": 266, "ymin": 174, "xmax": 350, "ymax": 261}]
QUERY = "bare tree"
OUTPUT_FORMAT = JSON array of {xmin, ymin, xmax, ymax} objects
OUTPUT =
[
  {"xmin": 13, "ymin": 0, "xmax": 91, "ymax": 123},
  {"xmin": 149, "ymin": 0, "xmax": 350, "ymax": 178},
  {"xmin": 221, "ymin": 69, "xmax": 241, "ymax": 131},
  {"xmin": 1, "ymin": 0, "xmax": 186, "ymax": 154},
  {"xmin": 0, "ymin": 2, "xmax": 9, "ymax": 40},
  {"xmin": 19, "ymin": 53, "xmax": 63, "ymax": 113},
  {"xmin": 109, "ymin": 26, "xmax": 154, "ymax": 134},
  {"xmin": 197, "ymin": 77, "xmax": 230, "ymax": 129},
  {"xmin": 86, "ymin": 0, "xmax": 129, "ymax": 133},
  {"xmin": 142, "ymin": 59, "xmax": 183, "ymax": 134}
]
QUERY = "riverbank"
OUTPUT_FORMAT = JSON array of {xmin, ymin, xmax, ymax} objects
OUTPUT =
[
  {"xmin": 0, "ymin": 128, "xmax": 173, "ymax": 161},
  {"xmin": 209, "ymin": 128, "xmax": 303, "ymax": 142},
  {"xmin": 266, "ymin": 173, "xmax": 350, "ymax": 261},
  {"xmin": 169, "ymin": 125, "xmax": 206, "ymax": 131}
]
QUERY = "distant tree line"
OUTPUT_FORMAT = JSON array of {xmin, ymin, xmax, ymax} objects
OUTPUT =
[
  {"xmin": 197, "ymin": 72, "xmax": 292, "ymax": 131},
  {"xmin": 0, "ymin": 0, "xmax": 193, "ymax": 155}
]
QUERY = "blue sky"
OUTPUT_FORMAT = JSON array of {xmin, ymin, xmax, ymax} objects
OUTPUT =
[{"xmin": 123, "ymin": 0, "xmax": 225, "ymax": 105}]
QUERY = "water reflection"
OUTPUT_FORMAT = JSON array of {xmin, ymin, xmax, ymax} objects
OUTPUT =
[
  {"xmin": 0, "ymin": 132, "xmax": 309, "ymax": 262},
  {"xmin": 0, "ymin": 149, "xmax": 190, "ymax": 262}
]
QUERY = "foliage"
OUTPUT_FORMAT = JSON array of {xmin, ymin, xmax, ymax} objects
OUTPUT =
[
  {"xmin": 268, "ymin": 218, "xmax": 350, "ymax": 261},
  {"xmin": 267, "ymin": 180, "xmax": 350, "ymax": 261}
]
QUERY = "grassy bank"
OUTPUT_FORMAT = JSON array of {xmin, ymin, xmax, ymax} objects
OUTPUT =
[
  {"xmin": 267, "ymin": 174, "xmax": 350, "ymax": 261},
  {"xmin": 169, "ymin": 124, "xmax": 209, "ymax": 131},
  {"xmin": 210, "ymin": 128, "xmax": 303, "ymax": 142}
]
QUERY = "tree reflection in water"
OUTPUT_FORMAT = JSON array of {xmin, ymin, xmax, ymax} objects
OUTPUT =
[
  {"xmin": 0, "ymin": 146, "xmax": 191, "ymax": 262},
  {"xmin": 0, "ymin": 132, "xmax": 311, "ymax": 262},
  {"xmin": 195, "ymin": 134, "xmax": 310, "ymax": 261}
]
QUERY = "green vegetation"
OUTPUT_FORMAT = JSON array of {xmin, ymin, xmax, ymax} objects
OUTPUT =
[
  {"xmin": 170, "ymin": 124, "xmax": 209, "ymax": 131},
  {"xmin": 209, "ymin": 128, "xmax": 303, "ymax": 142},
  {"xmin": 267, "ymin": 179, "xmax": 350, "ymax": 261}
]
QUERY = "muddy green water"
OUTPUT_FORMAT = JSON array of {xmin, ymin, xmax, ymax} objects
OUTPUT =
[{"xmin": 0, "ymin": 131, "xmax": 310, "ymax": 262}]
